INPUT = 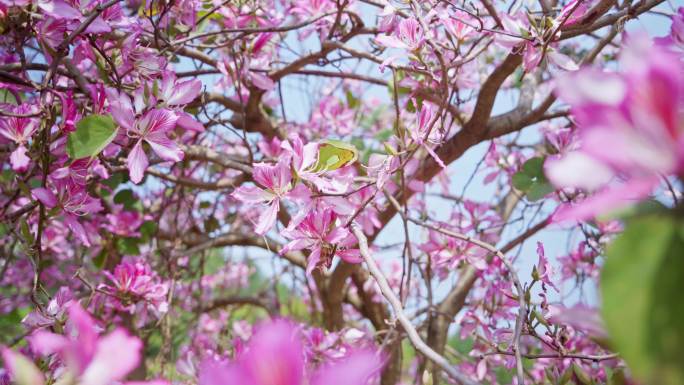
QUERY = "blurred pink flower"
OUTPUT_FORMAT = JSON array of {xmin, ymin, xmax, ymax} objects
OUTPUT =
[
  {"xmin": 546, "ymin": 34, "xmax": 684, "ymax": 221},
  {"xmin": 199, "ymin": 320, "xmax": 383, "ymax": 385},
  {"xmin": 23, "ymin": 303, "xmax": 163, "ymax": 385}
]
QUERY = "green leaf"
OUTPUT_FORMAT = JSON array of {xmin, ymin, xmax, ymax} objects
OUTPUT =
[
  {"xmin": 607, "ymin": 368, "xmax": 628, "ymax": 385},
  {"xmin": 113, "ymin": 189, "xmax": 136, "ymax": 210},
  {"xmin": 204, "ymin": 216, "xmax": 220, "ymax": 233},
  {"xmin": 102, "ymin": 172, "xmax": 127, "ymax": 189},
  {"xmin": 93, "ymin": 249, "xmax": 107, "ymax": 269},
  {"xmin": 20, "ymin": 219, "xmax": 34, "ymax": 245},
  {"xmin": 522, "ymin": 157, "xmax": 545, "ymax": 179},
  {"xmin": 140, "ymin": 221, "xmax": 157, "ymax": 241},
  {"xmin": 572, "ymin": 362, "xmax": 593, "ymax": 385},
  {"xmin": 0, "ymin": 308, "xmax": 24, "ymax": 344},
  {"xmin": 512, "ymin": 172, "xmax": 533, "ymax": 191},
  {"xmin": 557, "ymin": 366, "xmax": 573, "ymax": 385},
  {"xmin": 374, "ymin": 129, "xmax": 394, "ymax": 142},
  {"xmin": 345, "ymin": 90, "xmax": 360, "ymax": 109},
  {"xmin": 526, "ymin": 182, "xmax": 554, "ymax": 201},
  {"xmin": 0, "ymin": 88, "xmax": 18, "ymax": 104},
  {"xmin": 512, "ymin": 157, "xmax": 555, "ymax": 201},
  {"xmin": 67, "ymin": 114, "xmax": 117, "ymax": 159},
  {"xmin": 116, "ymin": 237, "xmax": 141, "ymax": 255},
  {"xmin": 601, "ymin": 215, "xmax": 684, "ymax": 385},
  {"xmin": 494, "ymin": 367, "xmax": 514, "ymax": 385},
  {"xmin": 313, "ymin": 140, "xmax": 359, "ymax": 172}
]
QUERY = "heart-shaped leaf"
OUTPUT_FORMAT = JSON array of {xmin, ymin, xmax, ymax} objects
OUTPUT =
[{"xmin": 67, "ymin": 114, "xmax": 117, "ymax": 159}]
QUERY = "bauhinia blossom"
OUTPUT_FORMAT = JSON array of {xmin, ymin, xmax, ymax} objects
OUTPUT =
[
  {"xmin": 281, "ymin": 208, "xmax": 361, "ymax": 275},
  {"xmin": 232, "ymin": 159, "xmax": 294, "ymax": 235},
  {"xmin": 546, "ymin": 34, "xmax": 684, "ymax": 221},
  {"xmin": 0, "ymin": 104, "xmax": 39, "ymax": 172},
  {"xmin": 199, "ymin": 319, "xmax": 384, "ymax": 385},
  {"xmin": 2, "ymin": 303, "xmax": 164, "ymax": 385},
  {"xmin": 409, "ymin": 101, "xmax": 446, "ymax": 168},
  {"xmin": 100, "ymin": 260, "xmax": 169, "ymax": 316},
  {"xmin": 32, "ymin": 179, "xmax": 102, "ymax": 246}
]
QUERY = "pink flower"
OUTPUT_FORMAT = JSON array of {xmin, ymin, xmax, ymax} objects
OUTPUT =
[
  {"xmin": 36, "ymin": 17, "xmax": 67, "ymax": 48},
  {"xmin": 31, "ymin": 180, "xmax": 102, "ymax": 246},
  {"xmin": 124, "ymin": 109, "xmax": 182, "ymax": 184},
  {"xmin": 409, "ymin": 102, "xmax": 446, "ymax": 168},
  {"xmin": 232, "ymin": 159, "xmax": 293, "ymax": 235},
  {"xmin": 105, "ymin": 210, "xmax": 143, "ymax": 237},
  {"xmin": 375, "ymin": 17, "xmax": 424, "ymax": 51},
  {"xmin": 313, "ymin": 96, "xmax": 355, "ymax": 135},
  {"xmin": 670, "ymin": 8, "xmax": 684, "ymax": 51},
  {"xmin": 534, "ymin": 242, "xmax": 559, "ymax": 292},
  {"xmin": 108, "ymin": 88, "xmax": 185, "ymax": 183},
  {"xmin": 546, "ymin": 35, "xmax": 684, "ymax": 221},
  {"xmin": 495, "ymin": 13, "xmax": 578, "ymax": 73},
  {"xmin": 157, "ymin": 72, "xmax": 202, "ymax": 107},
  {"xmin": 281, "ymin": 136, "xmax": 353, "ymax": 194},
  {"xmin": 367, "ymin": 153, "xmax": 398, "ymax": 189},
  {"xmin": 199, "ymin": 320, "xmax": 383, "ymax": 385},
  {"xmin": 26, "ymin": 303, "xmax": 158, "ymax": 385},
  {"xmin": 257, "ymin": 136, "xmax": 283, "ymax": 158},
  {"xmin": 292, "ymin": 0, "xmax": 333, "ymax": 15},
  {"xmin": 495, "ymin": 14, "xmax": 531, "ymax": 49},
  {"xmin": 546, "ymin": 305, "xmax": 608, "ymax": 339},
  {"xmin": 37, "ymin": 0, "xmax": 81, "ymax": 20},
  {"xmin": 441, "ymin": 11, "xmax": 475, "ymax": 41},
  {"xmin": 281, "ymin": 208, "xmax": 361, "ymax": 276},
  {"xmin": 22, "ymin": 286, "xmax": 73, "ymax": 330},
  {"xmin": 100, "ymin": 260, "xmax": 169, "ymax": 315},
  {"xmin": 420, "ymin": 228, "xmax": 488, "ymax": 278},
  {"xmin": 1, "ymin": 348, "xmax": 44, "ymax": 385},
  {"xmin": 396, "ymin": 17, "xmax": 424, "ymax": 50},
  {"xmin": 9, "ymin": 144, "xmax": 30, "ymax": 173},
  {"xmin": 377, "ymin": 4, "xmax": 398, "ymax": 32},
  {"xmin": 556, "ymin": 0, "xmax": 590, "ymax": 27},
  {"xmin": 0, "ymin": 103, "xmax": 39, "ymax": 173}
]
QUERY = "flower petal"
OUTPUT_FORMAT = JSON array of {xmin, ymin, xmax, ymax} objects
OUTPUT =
[
  {"xmin": 242, "ymin": 320, "xmax": 304, "ymax": 385},
  {"xmin": 254, "ymin": 200, "xmax": 279, "ymax": 236},
  {"xmin": 336, "ymin": 249, "xmax": 362, "ymax": 264},
  {"xmin": 232, "ymin": 185, "xmax": 275, "ymax": 204},
  {"xmin": 127, "ymin": 141, "xmax": 149, "ymax": 184},
  {"xmin": 138, "ymin": 109, "xmax": 178, "ymax": 135},
  {"xmin": 167, "ymin": 79, "xmax": 202, "ymax": 106},
  {"xmin": 311, "ymin": 349, "xmax": 384, "ymax": 385},
  {"xmin": 31, "ymin": 187, "xmax": 58, "ymax": 208},
  {"xmin": 199, "ymin": 362, "xmax": 250, "ymax": 385},
  {"xmin": 80, "ymin": 329, "xmax": 142, "ymax": 385},
  {"xmin": 145, "ymin": 132, "xmax": 184, "ymax": 162},
  {"xmin": 553, "ymin": 177, "xmax": 659, "ymax": 222},
  {"xmin": 11, "ymin": 145, "xmax": 31, "ymax": 173},
  {"xmin": 1, "ymin": 348, "xmax": 45, "ymax": 385}
]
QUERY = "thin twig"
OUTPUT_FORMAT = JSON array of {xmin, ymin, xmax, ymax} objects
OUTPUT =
[
  {"xmin": 351, "ymin": 224, "xmax": 477, "ymax": 385},
  {"xmin": 383, "ymin": 193, "xmax": 527, "ymax": 384}
]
